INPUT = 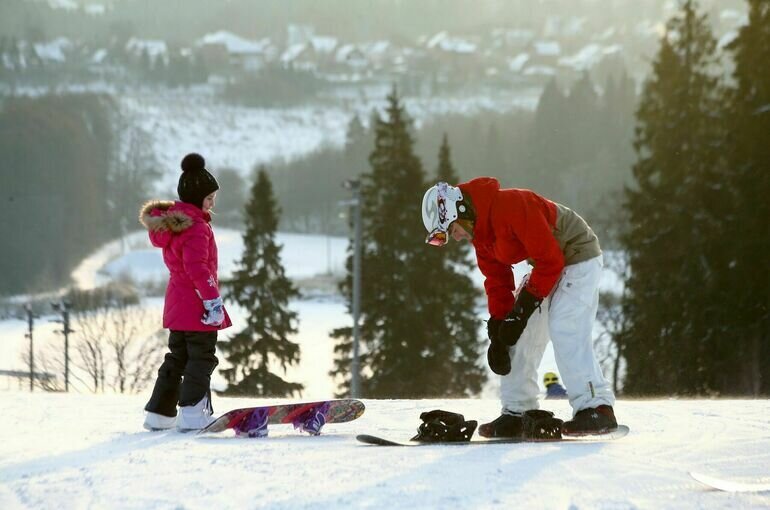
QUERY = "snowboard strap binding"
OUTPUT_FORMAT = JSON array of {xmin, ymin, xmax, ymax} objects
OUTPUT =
[
  {"xmin": 521, "ymin": 409, "xmax": 563, "ymax": 440},
  {"xmin": 411, "ymin": 409, "xmax": 477, "ymax": 443}
]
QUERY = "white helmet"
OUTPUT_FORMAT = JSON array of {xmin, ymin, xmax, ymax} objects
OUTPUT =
[{"xmin": 421, "ymin": 182, "xmax": 464, "ymax": 246}]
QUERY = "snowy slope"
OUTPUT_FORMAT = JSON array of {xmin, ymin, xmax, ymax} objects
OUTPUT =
[
  {"xmin": 119, "ymin": 88, "xmax": 541, "ymax": 192},
  {"xmin": 1, "ymin": 393, "xmax": 769, "ymax": 509}
]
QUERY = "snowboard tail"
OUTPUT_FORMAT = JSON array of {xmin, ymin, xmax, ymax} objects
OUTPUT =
[
  {"xmin": 199, "ymin": 399, "xmax": 365, "ymax": 435},
  {"xmin": 690, "ymin": 471, "xmax": 770, "ymax": 493},
  {"xmin": 357, "ymin": 424, "xmax": 629, "ymax": 447}
]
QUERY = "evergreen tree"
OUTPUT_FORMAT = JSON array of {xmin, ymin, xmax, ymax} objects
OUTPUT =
[
  {"xmin": 428, "ymin": 134, "xmax": 485, "ymax": 394},
  {"xmin": 566, "ymin": 71, "xmax": 600, "ymax": 164},
  {"xmin": 722, "ymin": 0, "xmax": 770, "ymax": 395},
  {"xmin": 220, "ymin": 168, "xmax": 303, "ymax": 397},
  {"xmin": 330, "ymin": 89, "xmax": 484, "ymax": 397},
  {"xmin": 0, "ymin": 94, "xmax": 112, "ymax": 294},
  {"xmin": 620, "ymin": 0, "xmax": 725, "ymax": 395},
  {"xmin": 527, "ymin": 78, "xmax": 570, "ymax": 195}
]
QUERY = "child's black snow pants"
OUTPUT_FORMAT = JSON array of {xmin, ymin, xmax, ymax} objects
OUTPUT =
[{"xmin": 145, "ymin": 330, "xmax": 218, "ymax": 417}]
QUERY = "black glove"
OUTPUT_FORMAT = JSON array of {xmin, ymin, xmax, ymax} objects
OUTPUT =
[
  {"xmin": 487, "ymin": 316, "xmax": 511, "ymax": 375},
  {"xmin": 486, "ymin": 317, "xmax": 502, "ymax": 343},
  {"xmin": 498, "ymin": 288, "xmax": 542, "ymax": 347},
  {"xmin": 487, "ymin": 338, "xmax": 511, "ymax": 376}
]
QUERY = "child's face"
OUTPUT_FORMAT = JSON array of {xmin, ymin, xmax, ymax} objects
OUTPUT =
[{"xmin": 203, "ymin": 191, "xmax": 217, "ymax": 212}]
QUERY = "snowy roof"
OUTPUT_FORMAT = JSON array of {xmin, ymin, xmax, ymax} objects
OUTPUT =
[
  {"xmin": 492, "ymin": 28, "xmax": 535, "ymax": 45},
  {"xmin": 47, "ymin": 0, "xmax": 77, "ymax": 10},
  {"xmin": 310, "ymin": 36, "xmax": 337, "ymax": 54},
  {"xmin": 720, "ymin": 9, "xmax": 748, "ymax": 26},
  {"xmin": 91, "ymin": 48, "xmax": 108, "ymax": 64},
  {"xmin": 281, "ymin": 43, "xmax": 307, "ymax": 63},
  {"xmin": 558, "ymin": 43, "xmax": 621, "ymax": 71},
  {"xmin": 507, "ymin": 53, "xmax": 529, "ymax": 72},
  {"xmin": 126, "ymin": 38, "xmax": 168, "ymax": 58},
  {"xmin": 533, "ymin": 40, "xmax": 561, "ymax": 57},
  {"xmin": 33, "ymin": 37, "xmax": 72, "ymax": 63},
  {"xmin": 197, "ymin": 31, "xmax": 270, "ymax": 55},
  {"xmin": 362, "ymin": 40, "xmax": 391, "ymax": 55},
  {"xmin": 717, "ymin": 30, "xmax": 738, "ymax": 50},
  {"xmin": 426, "ymin": 31, "xmax": 477, "ymax": 54},
  {"xmin": 635, "ymin": 20, "xmax": 664, "ymax": 38},
  {"xmin": 593, "ymin": 27, "xmax": 616, "ymax": 41},
  {"xmin": 335, "ymin": 44, "xmax": 367, "ymax": 65},
  {"xmin": 85, "ymin": 4, "xmax": 107, "ymax": 15},
  {"xmin": 524, "ymin": 65, "xmax": 556, "ymax": 76}
]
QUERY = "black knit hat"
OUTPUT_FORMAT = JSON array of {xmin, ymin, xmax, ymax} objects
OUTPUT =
[{"xmin": 177, "ymin": 153, "xmax": 219, "ymax": 208}]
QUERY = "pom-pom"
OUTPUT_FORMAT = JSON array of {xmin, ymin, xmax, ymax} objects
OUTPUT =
[{"xmin": 181, "ymin": 153, "xmax": 205, "ymax": 173}]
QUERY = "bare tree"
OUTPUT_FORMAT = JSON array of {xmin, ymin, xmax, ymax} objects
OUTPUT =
[
  {"xmin": 594, "ymin": 251, "xmax": 630, "ymax": 394},
  {"xmin": 106, "ymin": 302, "xmax": 163, "ymax": 393},
  {"xmin": 18, "ymin": 346, "xmax": 60, "ymax": 391},
  {"xmin": 127, "ymin": 329, "xmax": 166, "ymax": 394},
  {"xmin": 73, "ymin": 309, "xmax": 109, "ymax": 392},
  {"xmin": 73, "ymin": 300, "xmax": 165, "ymax": 394}
]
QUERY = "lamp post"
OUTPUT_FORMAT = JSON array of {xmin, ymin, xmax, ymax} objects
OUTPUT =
[{"xmin": 342, "ymin": 179, "xmax": 362, "ymax": 398}]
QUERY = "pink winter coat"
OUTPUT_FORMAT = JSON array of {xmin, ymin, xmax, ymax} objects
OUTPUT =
[{"xmin": 139, "ymin": 200, "xmax": 232, "ymax": 332}]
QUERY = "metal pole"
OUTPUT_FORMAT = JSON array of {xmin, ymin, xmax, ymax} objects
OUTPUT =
[
  {"xmin": 25, "ymin": 304, "xmax": 34, "ymax": 392},
  {"xmin": 63, "ymin": 304, "xmax": 70, "ymax": 392},
  {"xmin": 52, "ymin": 301, "xmax": 73, "ymax": 392},
  {"xmin": 351, "ymin": 182, "xmax": 362, "ymax": 398}
]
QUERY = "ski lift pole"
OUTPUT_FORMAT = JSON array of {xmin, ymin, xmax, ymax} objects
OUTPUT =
[
  {"xmin": 52, "ymin": 301, "xmax": 74, "ymax": 392},
  {"xmin": 24, "ymin": 303, "xmax": 36, "ymax": 392}
]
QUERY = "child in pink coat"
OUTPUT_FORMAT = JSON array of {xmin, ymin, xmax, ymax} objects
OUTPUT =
[{"xmin": 140, "ymin": 153, "xmax": 232, "ymax": 431}]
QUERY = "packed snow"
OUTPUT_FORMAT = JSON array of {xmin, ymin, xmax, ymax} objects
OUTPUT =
[
  {"xmin": 1, "ymin": 393, "xmax": 769, "ymax": 509},
  {"xmin": 3, "ymin": 228, "xmax": 769, "ymax": 509}
]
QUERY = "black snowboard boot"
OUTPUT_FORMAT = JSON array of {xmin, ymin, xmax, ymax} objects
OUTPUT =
[
  {"xmin": 562, "ymin": 405, "xmax": 617, "ymax": 436},
  {"xmin": 478, "ymin": 412, "xmax": 523, "ymax": 438}
]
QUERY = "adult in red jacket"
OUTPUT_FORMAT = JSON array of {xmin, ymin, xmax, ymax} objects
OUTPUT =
[
  {"xmin": 141, "ymin": 153, "xmax": 232, "ymax": 432},
  {"xmin": 422, "ymin": 178, "xmax": 616, "ymax": 437}
]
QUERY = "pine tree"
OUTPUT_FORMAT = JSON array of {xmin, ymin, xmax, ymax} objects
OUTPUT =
[
  {"xmin": 220, "ymin": 168, "xmax": 303, "ymax": 397},
  {"xmin": 620, "ymin": 0, "xmax": 725, "ymax": 395},
  {"xmin": 528, "ymin": 78, "xmax": 570, "ymax": 196},
  {"xmin": 722, "ymin": 0, "xmax": 770, "ymax": 395},
  {"xmin": 330, "ymin": 89, "xmax": 484, "ymax": 398},
  {"xmin": 427, "ymin": 135, "xmax": 485, "ymax": 395}
]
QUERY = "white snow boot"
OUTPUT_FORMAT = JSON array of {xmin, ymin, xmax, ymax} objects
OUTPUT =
[
  {"xmin": 176, "ymin": 395, "xmax": 214, "ymax": 432},
  {"xmin": 143, "ymin": 411, "xmax": 177, "ymax": 431}
]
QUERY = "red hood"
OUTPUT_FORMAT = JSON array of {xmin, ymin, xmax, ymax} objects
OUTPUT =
[{"xmin": 457, "ymin": 177, "xmax": 500, "ymax": 243}]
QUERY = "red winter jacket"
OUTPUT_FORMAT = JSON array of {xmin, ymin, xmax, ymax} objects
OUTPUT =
[
  {"xmin": 139, "ymin": 200, "xmax": 232, "ymax": 332},
  {"xmin": 458, "ymin": 177, "xmax": 565, "ymax": 319}
]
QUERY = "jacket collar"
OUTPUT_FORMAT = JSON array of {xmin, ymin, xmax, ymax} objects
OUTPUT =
[{"xmin": 457, "ymin": 177, "xmax": 500, "ymax": 245}]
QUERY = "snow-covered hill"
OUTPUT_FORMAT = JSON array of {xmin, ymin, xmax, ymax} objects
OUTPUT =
[
  {"xmin": 119, "ymin": 88, "xmax": 541, "ymax": 193},
  {"xmin": 1, "ymin": 393, "xmax": 769, "ymax": 509}
]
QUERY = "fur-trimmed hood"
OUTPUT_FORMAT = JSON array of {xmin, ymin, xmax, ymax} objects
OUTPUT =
[
  {"xmin": 138, "ymin": 200, "xmax": 194, "ymax": 233},
  {"xmin": 139, "ymin": 199, "xmax": 230, "ymax": 332}
]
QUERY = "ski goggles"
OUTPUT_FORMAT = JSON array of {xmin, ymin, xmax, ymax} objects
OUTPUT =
[
  {"xmin": 425, "ymin": 228, "xmax": 448, "ymax": 247},
  {"xmin": 544, "ymin": 375, "xmax": 559, "ymax": 384}
]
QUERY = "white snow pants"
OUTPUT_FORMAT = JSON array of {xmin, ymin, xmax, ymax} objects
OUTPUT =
[{"xmin": 499, "ymin": 255, "xmax": 615, "ymax": 416}]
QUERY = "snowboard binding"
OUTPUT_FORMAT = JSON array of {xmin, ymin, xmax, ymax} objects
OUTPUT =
[
  {"xmin": 411, "ymin": 409, "xmax": 478, "ymax": 443},
  {"xmin": 234, "ymin": 407, "xmax": 270, "ymax": 438},
  {"xmin": 292, "ymin": 402, "xmax": 331, "ymax": 436},
  {"xmin": 521, "ymin": 409, "xmax": 563, "ymax": 440}
]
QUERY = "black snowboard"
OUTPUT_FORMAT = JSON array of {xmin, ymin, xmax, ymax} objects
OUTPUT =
[{"xmin": 357, "ymin": 424, "xmax": 629, "ymax": 446}]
